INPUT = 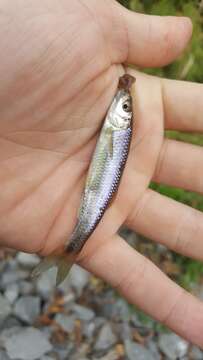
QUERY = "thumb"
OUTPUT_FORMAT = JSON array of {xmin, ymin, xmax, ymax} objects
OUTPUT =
[{"xmin": 112, "ymin": 3, "xmax": 192, "ymax": 67}]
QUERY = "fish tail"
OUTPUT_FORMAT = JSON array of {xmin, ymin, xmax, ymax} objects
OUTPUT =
[{"xmin": 31, "ymin": 252, "xmax": 75, "ymax": 286}]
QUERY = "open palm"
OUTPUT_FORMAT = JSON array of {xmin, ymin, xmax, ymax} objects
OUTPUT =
[{"xmin": 0, "ymin": 0, "xmax": 203, "ymax": 347}]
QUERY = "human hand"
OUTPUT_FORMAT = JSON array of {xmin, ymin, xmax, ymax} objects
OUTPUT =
[{"xmin": 1, "ymin": 0, "xmax": 203, "ymax": 347}]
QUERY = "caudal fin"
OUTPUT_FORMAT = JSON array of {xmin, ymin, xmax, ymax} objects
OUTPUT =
[{"xmin": 32, "ymin": 254, "xmax": 75, "ymax": 286}]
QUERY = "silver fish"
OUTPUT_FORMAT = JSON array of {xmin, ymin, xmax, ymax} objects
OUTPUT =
[{"xmin": 33, "ymin": 74, "xmax": 135, "ymax": 285}]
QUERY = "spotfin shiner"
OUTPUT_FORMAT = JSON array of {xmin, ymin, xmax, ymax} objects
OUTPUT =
[{"xmin": 32, "ymin": 74, "xmax": 135, "ymax": 285}]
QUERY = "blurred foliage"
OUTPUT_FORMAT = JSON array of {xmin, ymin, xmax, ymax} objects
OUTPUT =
[{"xmin": 117, "ymin": 0, "xmax": 203, "ymax": 295}]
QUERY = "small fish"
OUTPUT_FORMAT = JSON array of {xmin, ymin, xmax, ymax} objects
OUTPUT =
[{"xmin": 32, "ymin": 74, "xmax": 135, "ymax": 285}]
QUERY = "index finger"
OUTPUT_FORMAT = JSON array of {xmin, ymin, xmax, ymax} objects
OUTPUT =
[{"xmin": 78, "ymin": 235, "xmax": 203, "ymax": 348}]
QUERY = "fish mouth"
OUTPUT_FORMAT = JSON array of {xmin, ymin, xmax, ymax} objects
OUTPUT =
[{"xmin": 118, "ymin": 74, "xmax": 136, "ymax": 91}]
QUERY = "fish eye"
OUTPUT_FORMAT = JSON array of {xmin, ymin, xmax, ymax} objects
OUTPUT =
[{"xmin": 122, "ymin": 102, "xmax": 130, "ymax": 112}]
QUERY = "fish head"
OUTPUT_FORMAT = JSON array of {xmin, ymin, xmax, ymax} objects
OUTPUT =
[{"xmin": 108, "ymin": 90, "xmax": 133, "ymax": 130}]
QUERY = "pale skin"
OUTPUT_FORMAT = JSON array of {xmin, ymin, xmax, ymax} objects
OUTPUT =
[{"xmin": 0, "ymin": 0, "xmax": 203, "ymax": 347}]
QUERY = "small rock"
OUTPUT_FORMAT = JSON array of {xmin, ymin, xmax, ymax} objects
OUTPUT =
[
  {"xmin": 158, "ymin": 333, "xmax": 189, "ymax": 359},
  {"xmin": 1, "ymin": 317, "xmax": 21, "ymax": 329},
  {"xmin": 67, "ymin": 265, "xmax": 90, "ymax": 296},
  {"xmin": 4, "ymin": 283, "xmax": 19, "ymax": 304},
  {"xmin": 93, "ymin": 350, "xmax": 119, "ymax": 360},
  {"xmin": 0, "ymin": 327, "xmax": 22, "ymax": 348},
  {"xmin": 16, "ymin": 252, "xmax": 39, "ymax": 268},
  {"xmin": 189, "ymin": 346, "xmax": 203, "ymax": 359},
  {"xmin": 73, "ymin": 304, "xmax": 95, "ymax": 322},
  {"xmin": 147, "ymin": 341, "xmax": 161, "ymax": 360},
  {"xmin": 0, "ymin": 350, "xmax": 10, "ymax": 360},
  {"xmin": 1, "ymin": 270, "xmax": 28, "ymax": 288},
  {"xmin": 14, "ymin": 296, "xmax": 40, "ymax": 324},
  {"xmin": 94, "ymin": 323, "xmax": 117, "ymax": 352},
  {"xmin": 55, "ymin": 313, "xmax": 75, "ymax": 333},
  {"xmin": 70, "ymin": 344, "xmax": 89, "ymax": 360},
  {"xmin": 5, "ymin": 327, "xmax": 52, "ymax": 360},
  {"xmin": 53, "ymin": 344, "xmax": 74, "ymax": 360},
  {"xmin": 94, "ymin": 317, "xmax": 106, "ymax": 330},
  {"xmin": 117, "ymin": 322, "xmax": 132, "ymax": 341},
  {"xmin": 82, "ymin": 321, "xmax": 96, "ymax": 339},
  {"xmin": 36, "ymin": 269, "xmax": 56, "ymax": 300},
  {"xmin": 102, "ymin": 298, "xmax": 130, "ymax": 322},
  {"xmin": 0, "ymin": 294, "xmax": 12, "ymax": 324},
  {"xmin": 19, "ymin": 280, "xmax": 34, "ymax": 295},
  {"xmin": 125, "ymin": 340, "xmax": 155, "ymax": 360}
]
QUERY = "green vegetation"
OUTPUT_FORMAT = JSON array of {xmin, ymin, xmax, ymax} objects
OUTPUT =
[
  {"xmin": 118, "ymin": 0, "xmax": 203, "ymax": 292},
  {"xmin": 119, "ymin": 0, "xmax": 203, "ymax": 82}
]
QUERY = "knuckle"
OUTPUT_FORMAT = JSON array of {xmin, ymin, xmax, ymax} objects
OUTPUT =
[
  {"xmin": 126, "ymin": 190, "xmax": 153, "ymax": 229},
  {"xmin": 160, "ymin": 288, "xmax": 186, "ymax": 325},
  {"xmin": 173, "ymin": 208, "xmax": 199, "ymax": 255},
  {"xmin": 154, "ymin": 139, "xmax": 169, "ymax": 181}
]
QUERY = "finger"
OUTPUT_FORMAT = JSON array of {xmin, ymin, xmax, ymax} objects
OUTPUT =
[
  {"xmin": 154, "ymin": 139, "xmax": 203, "ymax": 193},
  {"xmin": 78, "ymin": 235, "xmax": 203, "ymax": 347},
  {"xmin": 114, "ymin": 2, "xmax": 192, "ymax": 67},
  {"xmin": 162, "ymin": 78, "xmax": 203, "ymax": 132},
  {"xmin": 127, "ymin": 189, "xmax": 203, "ymax": 261}
]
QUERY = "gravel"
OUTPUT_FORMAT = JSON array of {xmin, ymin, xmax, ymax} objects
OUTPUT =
[
  {"xmin": 0, "ymin": 247, "xmax": 201, "ymax": 360},
  {"xmin": 36, "ymin": 269, "xmax": 56, "ymax": 300},
  {"xmin": 54, "ymin": 313, "xmax": 75, "ymax": 333},
  {"xmin": 0, "ymin": 294, "xmax": 12, "ymax": 324},
  {"xmin": 125, "ymin": 340, "xmax": 156, "ymax": 360},
  {"xmin": 68, "ymin": 265, "xmax": 90, "ymax": 296},
  {"xmin": 4, "ymin": 284, "xmax": 19, "ymax": 304},
  {"xmin": 14, "ymin": 296, "xmax": 41, "ymax": 324},
  {"xmin": 16, "ymin": 253, "xmax": 39, "ymax": 268},
  {"xmin": 4, "ymin": 327, "xmax": 52, "ymax": 360},
  {"xmin": 94, "ymin": 323, "xmax": 117, "ymax": 352},
  {"xmin": 158, "ymin": 333, "xmax": 189, "ymax": 359},
  {"xmin": 189, "ymin": 346, "xmax": 203, "ymax": 359},
  {"xmin": 73, "ymin": 304, "xmax": 95, "ymax": 322}
]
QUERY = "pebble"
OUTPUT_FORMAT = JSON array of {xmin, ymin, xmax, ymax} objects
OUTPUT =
[
  {"xmin": 125, "ymin": 340, "xmax": 155, "ymax": 360},
  {"xmin": 102, "ymin": 298, "xmax": 130, "ymax": 322},
  {"xmin": 67, "ymin": 265, "xmax": 90, "ymax": 296},
  {"xmin": 4, "ymin": 327, "xmax": 52, "ymax": 360},
  {"xmin": 0, "ymin": 294, "xmax": 12, "ymax": 324},
  {"xmin": 53, "ymin": 344, "xmax": 74, "ymax": 360},
  {"xmin": 2, "ymin": 317, "xmax": 21, "ymax": 329},
  {"xmin": 94, "ymin": 323, "xmax": 117, "ymax": 352},
  {"xmin": 1, "ymin": 270, "xmax": 28, "ymax": 288},
  {"xmin": 93, "ymin": 350, "xmax": 119, "ymax": 360},
  {"xmin": 19, "ymin": 280, "xmax": 34, "ymax": 295},
  {"xmin": 158, "ymin": 333, "xmax": 189, "ymax": 359},
  {"xmin": 36, "ymin": 269, "xmax": 56, "ymax": 300},
  {"xmin": 14, "ymin": 296, "xmax": 41, "ymax": 324},
  {"xmin": 73, "ymin": 304, "xmax": 95, "ymax": 322},
  {"xmin": 0, "ymin": 350, "xmax": 10, "ymax": 360},
  {"xmin": 82, "ymin": 321, "xmax": 96, "ymax": 339},
  {"xmin": 189, "ymin": 346, "xmax": 203, "ymax": 359},
  {"xmin": 54, "ymin": 313, "xmax": 75, "ymax": 333},
  {"xmin": 147, "ymin": 341, "xmax": 161, "ymax": 360},
  {"xmin": 0, "ymin": 326, "xmax": 21, "ymax": 345},
  {"xmin": 4, "ymin": 283, "xmax": 19, "ymax": 304},
  {"xmin": 117, "ymin": 321, "xmax": 132, "ymax": 341},
  {"xmin": 16, "ymin": 252, "xmax": 39, "ymax": 268}
]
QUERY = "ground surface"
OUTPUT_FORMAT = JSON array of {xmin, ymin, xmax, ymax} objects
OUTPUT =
[{"xmin": 0, "ymin": 232, "xmax": 202, "ymax": 360}]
